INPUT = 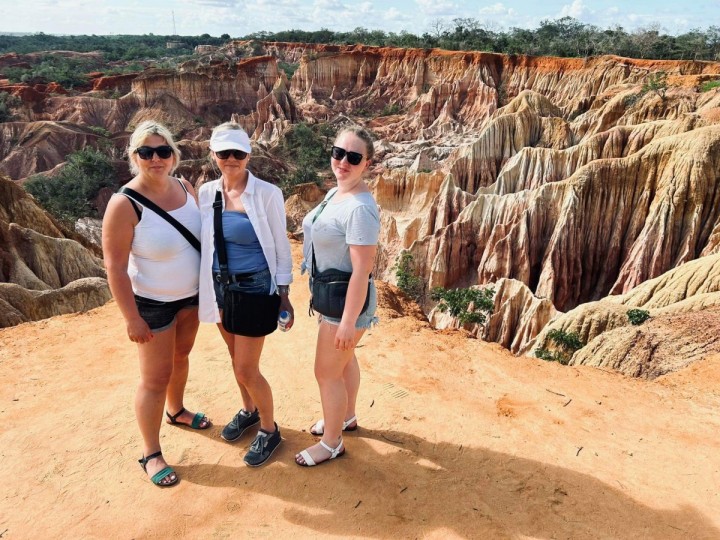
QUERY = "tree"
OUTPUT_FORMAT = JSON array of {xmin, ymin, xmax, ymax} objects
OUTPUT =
[
  {"xmin": 24, "ymin": 147, "xmax": 116, "ymax": 222},
  {"xmin": 0, "ymin": 91, "xmax": 20, "ymax": 122},
  {"xmin": 431, "ymin": 286, "xmax": 495, "ymax": 326},
  {"xmin": 393, "ymin": 252, "xmax": 423, "ymax": 301},
  {"xmin": 535, "ymin": 329, "xmax": 585, "ymax": 365}
]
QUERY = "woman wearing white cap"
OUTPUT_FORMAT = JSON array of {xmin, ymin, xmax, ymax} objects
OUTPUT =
[{"xmin": 197, "ymin": 122, "xmax": 294, "ymax": 467}]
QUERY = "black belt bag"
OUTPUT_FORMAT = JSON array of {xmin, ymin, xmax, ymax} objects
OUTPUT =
[
  {"xmin": 223, "ymin": 288, "xmax": 280, "ymax": 337},
  {"xmin": 307, "ymin": 190, "xmax": 371, "ymax": 319},
  {"xmin": 213, "ymin": 190, "xmax": 279, "ymax": 337},
  {"xmin": 310, "ymin": 269, "xmax": 370, "ymax": 319}
]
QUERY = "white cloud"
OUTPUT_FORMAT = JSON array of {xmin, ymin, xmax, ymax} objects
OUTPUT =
[
  {"xmin": 478, "ymin": 3, "xmax": 516, "ymax": 17},
  {"xmin": 359, "ymin": 2, "xmax": 373, "ymax": 15},
  {"xmin": 559, "ymin": 0, "xmax": 586, "ymax": 19},
  {"xmin": 415, "ymin": 0, "xmax": 458, "ymax": 17},
  {"xmin": 384, "ymin": 7, "xmax": 413, "ymax": 22}
]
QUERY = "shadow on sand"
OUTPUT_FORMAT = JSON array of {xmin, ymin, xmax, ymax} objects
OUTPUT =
[{"xmin": 175, "ymin": 427, "xmax": 717, "ymax": 539}]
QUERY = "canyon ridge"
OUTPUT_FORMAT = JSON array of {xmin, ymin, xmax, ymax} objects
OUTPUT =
[{"xmin": 1, "ymin": 40, "xmax": 720, "ymax": 538}]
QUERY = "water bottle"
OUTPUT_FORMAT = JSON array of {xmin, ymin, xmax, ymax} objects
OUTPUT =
[{"xmin": 278, "ymin": 310, "xmax": 291, "ymax": 332}]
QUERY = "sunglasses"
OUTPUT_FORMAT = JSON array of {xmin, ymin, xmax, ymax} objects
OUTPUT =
[
  {"xmin": 215, "ymin": 149, "xmax": 248, "ymax": 160},
  {"xmin": 135, "ymin": 145, "xmax": 173, "ymax": 160},
  {"xmin": 331, "ymin": 145, "xmax": 364, "ymax": 166}
]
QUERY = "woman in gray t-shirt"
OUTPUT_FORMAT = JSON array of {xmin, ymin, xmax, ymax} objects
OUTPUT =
[{"xmin": 296, "ymin": 127, "xmax": 380, "ymax": 467}]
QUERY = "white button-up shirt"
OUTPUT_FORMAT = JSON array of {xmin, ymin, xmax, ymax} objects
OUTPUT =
[{"xmin": 197, "ymin": 173, "xmax": 293, "ymax": 323}]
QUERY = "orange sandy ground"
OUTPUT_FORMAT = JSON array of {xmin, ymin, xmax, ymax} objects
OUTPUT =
[{"xmin": 2, "ymin": 243, "xmax": 720, "ymax": 539}]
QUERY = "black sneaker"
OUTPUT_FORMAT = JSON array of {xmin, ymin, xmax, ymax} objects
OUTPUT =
[
  {"xmin": 221, "ymin": 408, "xmax": 260, "ymax": 442},
  {"xmin": 243, "ymin": 423, "xmax": 282, "ymax": 467}
]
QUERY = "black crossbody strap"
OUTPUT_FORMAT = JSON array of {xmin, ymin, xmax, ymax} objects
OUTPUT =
[
  {"xmin": 119, "ymin": 186, "xmax": 200, "ymax": 252},
  {"xmin": 311, "ymin": 189, "xmax": 337, "ymax": 278},
  {"xmin": 212, "ymin": 190, "xmax": 230, "ymax": 285}
]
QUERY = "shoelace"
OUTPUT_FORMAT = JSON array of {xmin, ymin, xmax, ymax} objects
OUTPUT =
[{"xmin": 250, "ymin": 432, "xmax": 268, "ymax": 453}]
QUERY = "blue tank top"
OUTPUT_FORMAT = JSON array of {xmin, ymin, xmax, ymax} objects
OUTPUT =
[{"xmin": 212, "ymin": 211, "xmax": 268, "ymax": 273}]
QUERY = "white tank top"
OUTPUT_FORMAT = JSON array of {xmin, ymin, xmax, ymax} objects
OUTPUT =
[{"xmin": 126, "ymin": 185, "xmax": 201, "ymax": 301}]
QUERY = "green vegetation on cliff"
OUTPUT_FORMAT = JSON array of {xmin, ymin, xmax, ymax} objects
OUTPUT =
[{"xmin": 25, "ymin": 147, "xmax": 116, "ymax": 222}]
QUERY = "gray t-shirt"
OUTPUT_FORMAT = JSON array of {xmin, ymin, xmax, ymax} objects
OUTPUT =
[{"xmin": 302, "ymin": 188, "xmax": 380, "ymax": 274}]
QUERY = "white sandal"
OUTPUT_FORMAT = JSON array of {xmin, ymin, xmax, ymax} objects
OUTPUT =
[
  {"xmin": 296, "ymin": 439, "xmax": 345, "ymax": 467},
  {"xmin": 309, "ymin": 416, "xmax": 358, "ymax": 436}
]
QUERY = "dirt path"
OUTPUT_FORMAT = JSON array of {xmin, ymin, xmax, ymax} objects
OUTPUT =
[{"xmin": 2, "ymin": 243, "xmax": 720, "ymax": 539}]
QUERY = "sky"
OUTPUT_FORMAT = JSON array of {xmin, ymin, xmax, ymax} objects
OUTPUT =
[{"xmin": 0, "ymin": 0, "xmax": 718, "ymax": 37}]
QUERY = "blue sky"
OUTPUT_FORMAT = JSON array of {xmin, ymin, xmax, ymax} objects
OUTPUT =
[{"xmin": 1, "ymin": 0, "xmax": 717, "ymax": 37}]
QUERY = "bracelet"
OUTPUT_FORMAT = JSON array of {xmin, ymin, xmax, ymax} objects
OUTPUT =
[{"xmin": 277, "ymin": 285, "xmax": 290, "ymax": 295}]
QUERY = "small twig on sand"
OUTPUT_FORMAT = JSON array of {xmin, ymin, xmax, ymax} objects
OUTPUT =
[
  {"xmin": 546, "ymin": 389, "xmax": 566, "ymax": 397},
  {"xmin": 576, "ymin": 446, "xmax": 583, "ymax": 456},
  {"xmin": 0, "ymin": 529, "xmax": 8, "ymax": 538},
  {"xmin": 563, "ymin": 399, "xmax": 573, "ymax": 407},
  {"xmin": 400, "ymin": 487, "xmax": 408, "ymax": 493},
  {"xmin": 370, "ymin": 399, "xmax": 374, "ymax": 407},
  {"xmin": 354, "ymin": 500, "xmax": 362, "ymax": 509}
]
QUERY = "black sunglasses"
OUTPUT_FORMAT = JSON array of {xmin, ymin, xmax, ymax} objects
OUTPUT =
[
  {"xmin": 215, "ymin": 149, "xmax": 248, "ymax": 160},
  {"xmin": 135, "ymin": 145, "xmax": 173, "ymax": 160},
  {"xmin": 331, "ymin": 145, "xmax": 364, "ymax": 166}
]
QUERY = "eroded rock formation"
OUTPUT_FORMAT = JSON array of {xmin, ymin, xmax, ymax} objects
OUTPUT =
[
  {"xmin": 0, "ymin": 174, "xmax": 109, "ymax": 327},
  {"xmin": 3, "ymin": 40, "xmax": 720, "ymax": 377},
  {"xmin": 527, "ymin": 254, "xmax": 720, "ymax": 378}
]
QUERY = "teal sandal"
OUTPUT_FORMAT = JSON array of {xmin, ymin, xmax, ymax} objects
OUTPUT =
[
  {"xmin": 139, "ymin": 451, "xmax": 178, "ymax": 487},
  {"xmin": 166, "ymin": 407, "xmax": 211, "ymax": 429}
]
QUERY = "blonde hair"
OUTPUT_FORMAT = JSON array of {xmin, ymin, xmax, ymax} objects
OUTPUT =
[
  {"xmin": 211, "ymin": 121, "xmax": 246, "ymax": 136},
  {"xmin": 336, "ymin": 126, "xmax": 374, "ymax": 162},
  {"xmin": 127, "ymin": 121, "xmax": 181, "ymax": 175}
]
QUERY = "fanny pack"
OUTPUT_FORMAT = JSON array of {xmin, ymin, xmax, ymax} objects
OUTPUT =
[
  {"xmin": 213, "ymin": 190, "xmax": 279, "ymax": 336},
  {"xmin": 308, "ymin": 190, "xmax": 370, "ymax": 319}
]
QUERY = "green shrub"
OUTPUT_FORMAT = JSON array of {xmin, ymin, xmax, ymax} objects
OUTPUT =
[
  {"xmin": 627, "ymin": 308, "xmax": 650, "ymax": 325},
  {"xmin": 0, "ymin": 91, "xmax": 20, "ymax": 122},
  {"xmin": 700, "ymin": 80, "xmax": 720, "ymax": 92},
  {"xmin": 279, "ymin": 165, "xmax": 320, "ymax": 197},
  {"xmin": 280, "ymin": 122, "xmax": 335, "ymax": 170},
  {"xmin": 5, "ymin": 55, "xmax": 91, "ymax": 88},
  {"xmin": 277, "ymin": 122, "xmax": 335, "ymax": 196},
  {"xmin": 642, "ymin": 71, "xmax": 669, "ymax": 99},
  {"xmin": 24, "ymin": 147, "xmax": 115, "ymax": 222},
  {"xmin": 88, "ymin": 125, "xmax": 111, "ymax": 137},
  {"xmin": 622, "ymin": 92, "xmax": 642, "ymax": 107},
  {"xmin": 534, "ymin": 348, "xmax": 568, "ymax": 364},
  {"xmin": 535, "ymin": 328, "xmax": 585, "ymax": 365},
  {"xmin": 393, "ymin": 252, "xmax": 423, "ymax": 301},
  {"xmin": 278, "ymin": 61, "xmax": 299, "ymax": 78},
  {"xmin": 380, "ymin": 103, "xmax": 402, "ymax": 116},
  {"xmin": 430, "ymin": 286, "xmax": 495, "ymax": 326}
]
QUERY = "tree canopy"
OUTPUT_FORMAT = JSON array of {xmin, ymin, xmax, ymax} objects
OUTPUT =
[{"xmin": 1, "ymin": 19, "xmax": 719, "ymax": 62}]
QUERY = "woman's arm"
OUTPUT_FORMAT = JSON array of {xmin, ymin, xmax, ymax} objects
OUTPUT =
[
  {"xmin": 334, "ymin": 244, "xmax": 376, "ymax": 350},
  {"xmin": 267, "ymin": 187, "xmax": 293, "ymax": 286},
  {"xmin": 267, "ymin": 186, "xmax": 295, "ymax": 328},
  {"xmin": 101, "ymin": 195, "xmax": 154, "ymax": 343}
]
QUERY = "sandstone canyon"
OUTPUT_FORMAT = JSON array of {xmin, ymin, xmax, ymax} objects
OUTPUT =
[{"xmin": 2, "ymin": 41, "xmax": 720, "ymax": 378}]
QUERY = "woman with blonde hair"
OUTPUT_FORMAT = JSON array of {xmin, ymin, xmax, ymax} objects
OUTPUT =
[
  {"xmin": 296, "ymin": 126, "xmax": 380, "ymax": 467},
  {"xmin": 103, "ymin": 120, "xmax": 209, "ymax": 487},
  {"xmin": 197, "ymin": 122, "xmax": 294, "ymax": 467}
]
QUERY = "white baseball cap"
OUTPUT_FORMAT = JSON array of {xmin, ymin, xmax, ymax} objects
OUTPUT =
[{"xmin": 209, "ymin": 128, "xmax": 252, "ymax": 153}]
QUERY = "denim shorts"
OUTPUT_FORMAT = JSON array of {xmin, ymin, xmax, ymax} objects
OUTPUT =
[
  {"xmin": 214, "ymin": 267, "xmax": 272, "ymax": 307},
  {"xmin": 315, "ymin": 279, "xmax": 379, "ymax": 330},
  {"xmin": 134, "ymin": 294, "xmax": 199, "ymax": 332}
]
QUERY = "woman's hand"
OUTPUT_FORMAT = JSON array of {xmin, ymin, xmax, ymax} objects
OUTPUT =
[
  {"xmin": 334, "ymin": 320, "xmax": 357, "ymax": 350},
  {"xmin": 126, "ymin": 316, "xmax": 154, "ymax": 343},
  {"xmin": 279, "ymin": 295, "xmax": 295, "ymax": 331}
]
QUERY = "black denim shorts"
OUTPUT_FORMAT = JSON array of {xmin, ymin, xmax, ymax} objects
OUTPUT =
[
  {"xmin": 134, "ymin": 294, "xmax": 199, "ymax": 332},
  {"xmin": 213, "ymin": 267, "xmax": 271, "ymax": 307}
]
